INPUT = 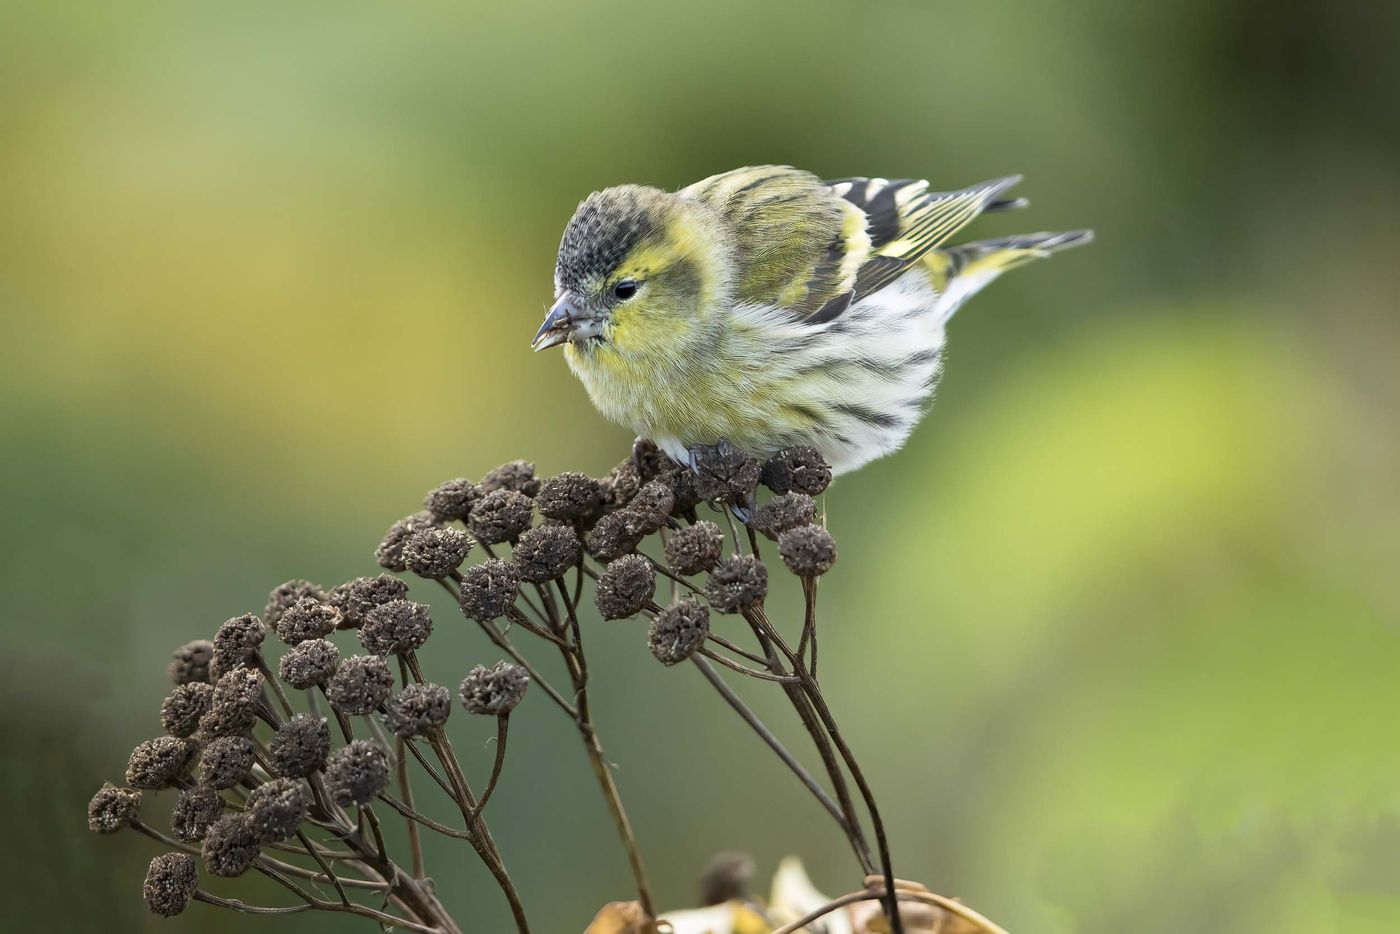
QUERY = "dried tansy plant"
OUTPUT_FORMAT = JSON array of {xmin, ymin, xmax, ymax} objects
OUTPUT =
[{"xmin": 90, "ymin": 443, "xmax": 1006, "ymax": 934}]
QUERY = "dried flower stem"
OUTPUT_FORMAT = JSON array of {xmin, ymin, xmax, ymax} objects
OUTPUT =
[
  {"xmin": 737, "ymin": 612, "xmax": 875, "ymax": 875},
  {"xmin": 193, "ymin": 891, "xmax": 310, "ymax": 915},
  {"xmin": 753, "ymin": 608, "xmax": 902, "ymax": 934},
  {"xmin": 704, "ymin": 630, "xmax": 771, "ymax": 666},
  {"xmin": 770, "ymin": 885, "xmax": 1010, "ymax": 934},
  {"xmin": 697, "ymin": 646, "xmax": 802, "ymax": 683},
  {"xmin": 255, "ymin": 864, "xmax": 448, "ymax": 934},
  {"xmin": 554, "ymin": 578, "xmax": 657, "ymax": 924},
  {"xmin": 690, "ymin": 655, "xmax": 852, "ymax": 834},
  {"xmin": 400, "ymin": 648, "xmax": 531, "ymax": 934},
  {"xmin": 396, "ymin": 659, "xmax": 427, "ymax": 879},
  {"xmin": 297, "ymin": 828, "xmax": 350, "ymax": 904},
  {"xmin": 796, "ymin": 576, "xmax": 818, "ymax": 675},
  {"xmin": 471, "ymin": 715, "xmax": 510, "ymax": 817},
  {"xmin": 375, "ymin": 792, "xmax": 472, "ymax": 839}
]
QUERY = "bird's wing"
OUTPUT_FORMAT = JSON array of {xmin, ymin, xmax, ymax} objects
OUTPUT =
[
  {"xmin": 685, "ymin": 167, "xmax": 1026, "ymax": 324},
  {"xmin": 821, "ymin": 175, "xmax": 1027, "ymax": 317},
  {"xmin": 922, "ymin": 228, "xmax": 1093, "ymax": 322},
  {"xmin": 682, "ymin": 166, "xmax": 867, "ymax": 318}
]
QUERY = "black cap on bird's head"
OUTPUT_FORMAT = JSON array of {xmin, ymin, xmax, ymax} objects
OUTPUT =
[{"xmin": 534, "ymin": 185, "xmax": 680, "ymax": 351}]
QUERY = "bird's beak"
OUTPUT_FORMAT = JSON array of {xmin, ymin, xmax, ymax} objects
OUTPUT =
[{"xmin": 532, "ymin": 293, "xmax": 584, "ymax": 351}]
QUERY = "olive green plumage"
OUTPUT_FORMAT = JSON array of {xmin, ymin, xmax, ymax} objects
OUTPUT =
[{"xmin": 535, "ymin": 165, "xmax": 1091, "ymax": 476}]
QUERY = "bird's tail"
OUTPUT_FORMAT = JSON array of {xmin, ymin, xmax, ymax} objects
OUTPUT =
[{"xmin": 924, "ymin": 229, "xmax": 1093, "ymax": 322}]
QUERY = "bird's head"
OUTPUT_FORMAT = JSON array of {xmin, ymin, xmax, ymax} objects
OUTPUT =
[{"xmin": 533, "ymin": 184, "xmax": 731, "ymax": 354}]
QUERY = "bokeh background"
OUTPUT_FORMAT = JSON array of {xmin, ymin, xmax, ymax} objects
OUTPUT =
[{"xmin": 4, "ymin": 1, "xmax": 1398, "ymax": 931}]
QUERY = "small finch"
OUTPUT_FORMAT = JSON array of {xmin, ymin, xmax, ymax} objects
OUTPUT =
[{"xmin": 534, "ymin": 166, "xmax": 1089, "ymax": 475}]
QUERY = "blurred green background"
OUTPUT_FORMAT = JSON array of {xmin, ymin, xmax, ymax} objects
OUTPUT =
[{"xmin": 4, "ymin": 1, "xmax": 1398, "ymax": 931}]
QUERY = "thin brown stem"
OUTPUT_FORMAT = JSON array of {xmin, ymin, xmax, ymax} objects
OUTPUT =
[
  {"xmin": 396, "ymin": 661, "xmax": 427, "ymax": 880},
  {"xmin": 298, "ymin": 828, "xmax": 349, "ymax": 905},
  {"xmin": 401, "ymin": 735, "xmax": 457, "ymax": 799},
  {"xmin": 555, "ymin": 578, "xmax": 656, "ymax": 924},
  {"xmin": 770, "ymin": 886, "xmax": 1009, "ymax": 934},
  {"xmin": 506, "ymin": 604, "xmax": 574, "ymax": 649},
  {"xmin": 361, "ymin": 805, "xmax": 389, "ymax": 863},
  {"xmin": 698, "ymin": 646, "xmax": 802, "ymax": 683},
  {"xmin": 705, "ymin": 631, "xmax": 770, "ymax": 666},
  {"xmin": 643, "ymin": 556, "xmax": 706, "ymax": 597},
  {"xmin": 738, "ymin": 611, "xmax": 874, "ymax": 875},
  {"xmin": 425, "ymin": 727, "xmax": 531, "ymax": 934},
  {"xmin": 255, "ymin": 653, "xmax": 296, "ymax": 720},
  {"xmin": 690, "ymin": 656, "xmax": 854, "ymax": 835},
  {"xmin": 472, "ymin": 715, "xmax": 510, "ymax": 817},
  {"xmin": 755, "ymin": 608, "xmax": 902, "ymax": 934},
  {"xmin": 255, "ymin": 864, "xmax": 444, "ymax": 934},
  {"xmin": 193, "ymin": 891, "xmax": 311, "ymax": 915},
  {"xmin": 376, "ymin": 792, "xmax": 473, "ymax": 839}
]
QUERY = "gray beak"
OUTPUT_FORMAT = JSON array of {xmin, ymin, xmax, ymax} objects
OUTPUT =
[{"xmin": 532, "ymin": 293, "xmax": 583, "ymax": 351}]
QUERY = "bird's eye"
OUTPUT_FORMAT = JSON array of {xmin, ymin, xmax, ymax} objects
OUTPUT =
[{"xmin": 612, "ymin": 279, "xmax": 638, "ymax": 300}]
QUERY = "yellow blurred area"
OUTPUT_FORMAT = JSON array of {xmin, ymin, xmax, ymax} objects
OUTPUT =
[{"xmin": 3, "ymin": 1, "xmax": 1398, "ymax": 932}]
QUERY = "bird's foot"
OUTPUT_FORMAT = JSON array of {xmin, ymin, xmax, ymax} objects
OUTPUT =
[
  {"xmin": 687, "ymin": 439, "xmax": 760, "ymax": 523},
  {"xmin": 632, "ymin": 437, "xmax": 670, "ymax": 480}
]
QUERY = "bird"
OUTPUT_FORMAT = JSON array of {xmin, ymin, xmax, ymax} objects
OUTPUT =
[{"xmin": 533, "ymin": 165, "xmax": 1090, "ymax": 477}]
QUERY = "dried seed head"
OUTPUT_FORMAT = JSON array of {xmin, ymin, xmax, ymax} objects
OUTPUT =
[
  {"xmin": 468, "ymin": 489, "xmax": 534, "ymax": 544},
  {"xmin": 460, "ymin": 662, "xmax": 528, "ymax": 716},
  {"xmin": 536, "ymin": 471, "xmax": 604, "ymax": 522},
  {"xmin": 761, "ymin": 445, "xmax": 831, "ymax": 496},
  {"xmin": 278, "ymin": 638, "xmax": 340, "ymax": 689},
  {"xmin": 692, "ymin": 441, "xmax": 761, "ymax": 503},
  {"xmin": 623, "ymin": 479, "xmax": 674, "ymax": 536},
  {"xmin": 168, "ymin": 640, "xmax": 214, "ymax": 685},
  {"xmin": 601, "ymin": 458, "xmax": 643, "ymax": 514},
  {"xmin": 144, "ymin": 852, "xmax": 198, "ymax": 916},
  {"xmin": 326, "ymin": 654, "xmax": 394, "ymax": 715},
  {"xmin": 160, "ymin": 683, "xmax": 214, "ymax": 738},
  {"xmin": 584, "ymin": 510, "xmax": 644, "ymax": 561},
  {"xmin": 199, "ymin": 736, "xmax": 255, "ymax": 790},
  {"xmin": 595, "ymin": 555, "xmax": 656, "ymax": 620},
  {"xmin": 126, "ymin": 736, "xmax": 194, "ymax": 789},
  {"xmin": 88, "ymin": 783, "xmax": 141, "ymax": 834},
  {"xmin": 264, "ymin": 580, "xmax": 328, "ymax": 630},
  {"xmin": 376, "ymin": 511, "xmax": 441, "ymax": 572},
  {"xmin": 632, "ymin": 438, "xmax": 668, "ymax": 480},
  {"xmin": 402, "ymin": 526, "xmax": 474, "ymax": 579},
  {"xmin": 202, "ymin": 814, "xmax": 261, "ymax": 877},
  {"xmin": 750, "ymin": 492, "xmax": 818, "ymax": 540},
  {"xmin": 664, "ymin": 521, "xmax": 725, "ymax": 576},
  {"xmin": 424, "ymin": 477, "xmax": 481, "ymax": 521},
  {"xmin": 275, "ymin": 597, "xmax": 342, "ymax": 645},
  {"xmin": 171, "ymin": 784, "xmax": 224, "ymax": 842},
  {"xmin": 706, "ymin": 554, "xmax": 768, "ymax": 614},
  {"xmin": 269, "ymin": 714, "xmax": 330, "ymax": 778},
  {"xmin": 777, "ymin": 524, "xmax": 838, "ymax": 577},
  {"xmin": 660, "ymin": 464, "xmax": 701, "ymax": 514},
  {"xmin": 328, "ymin": 574, "xmax": 410, "ymax": 629},
  {"xmin": 360, "ymin": 599, "xmax": 434, "ymax": 656},
  {"xmin": 700, "ymin": 850, "xmax": 755, "ymax": 906},
  {"xmin": 213, "ymin": 613, "xmax": 265, "ymax": 668},
  {"xmin": 479, "ymin": 460, "xmax": 541, "ymax": 497},
  {"xmin": 326, "ymin": 740, "xmax": 388, "ymax": 806},
  {"xmin": 648, "ymin": 600, "xmax": 710, "ymax": 665},
  {"xmin": 457, "ymin": 559, "xmax": 520, "ymax": 622},
  {"xmin": 244, "ymin": 778, "xmax": 307, "ymax": 843},
  {"xmin": 211, "ymin": 666, "xmax": 264, "ymax": 715},
  {"xmin": 384, "ymin": 682, "xmax": 451, "ymax": 737},
  {"xmin": 196, "ymin": 699, "xmax": 257, "ymax": 739},
  {"xmin": 513, "ymin": 523, "xmax": 580, "ymax": 583}
]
